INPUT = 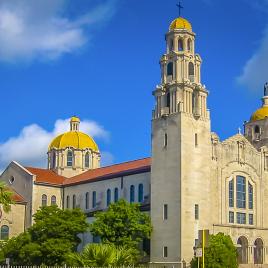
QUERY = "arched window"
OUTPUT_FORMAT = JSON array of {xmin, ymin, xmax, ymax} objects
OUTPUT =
[
  {"xmin": 169, "ymin": 39, "xmax": 174, "ymax": 52},
  {"xmin": 166, "ymin": 92, "xmax": 170, "ymax": 108},
  {"xmin": 85, "ymin": 152, "xmax": 90, "ymax": 168},
  {"xmin": 254, "ymin": 125, "xmax": 261, "ymax": 140},
  {"xmin": 52, "ymin": 151, "xmax": 56, "ymax": 169},
  {"xmin": 114, "ymin": 188, "xmax": 119, "ymax": 202},
  {"xmin": 51, "ymin": 195, "xmax": 56, "ymax": 205},
  {"xmin": 237, "ymin": 176, "xmax": 246, "ymax": 209},
  {"xmin": 178, "ymin": 39, "xmax": 183, "ymax": 51},
  {"xmin": 138, "ymin": 184, "xmax": 144, "ymax": 203},
  {"xmin": 167, "ymin": 62, "xmax": 173, "ymax": 77},
  {"xmin": 67, "ymin": 150, "xmax": 73, "ymax": 167},
  {"xmin": 42, "ymin": 194, "xmax": 47, "ymax": 207},
  {"xmin": 229, "ymin": 179, "xmax": 234, "ymax": 207},
  {"xmin": 0, "ymin": 225, "xmax": 9, "ymax": 240},
  {"xmin": 106, "ymin": 189, "xmax": 111, "ymax": 207},
  {"xmin": 92, "ymin": 191, "xmax": 96, "ymax": 208},
  {"xmin": 237, "ymin": 236, "xmax": 248, "ymax": 264},
  {"xmin": 72, "ymin": 194, "xmax": 76, "ymax": 209},
  {"xmin": 130, "ymin": 185, "xmax": 135, "ymax": 203},
  {"xmin": 66, "ymin": 195, "xmax": 70, "ymax": 209},
  {"xmin": 255, "ymin": 125, "xmax": 260, "ymax": 133},
  {"xmin": 248, "ymin": 183, "xmax": 253, "ymax": 209},
  {"xmin": 187, "ymin": 39, "xmax": 192, "ymax": 51},
  {"xmin": 85, "ymin": 192, "xmax": 89, "ymax": 210},
  {"xmin": 254, "ymin": 238, "xmax": 264, "ymax": 264},
  {"xmin": 188, "ymin": 62, "xmax": 195, "ymax": 82}
]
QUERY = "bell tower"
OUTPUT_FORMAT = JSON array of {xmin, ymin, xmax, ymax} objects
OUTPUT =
[
  {"xmin": 245, "ymin": 83, "xmax": 268, "ymax": 150},
  {"xmin": 150, "ymin": 15, "xmax": 212, "ymax": 267}
]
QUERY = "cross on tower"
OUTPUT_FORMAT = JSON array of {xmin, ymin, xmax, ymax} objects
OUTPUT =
[{"xmin": 176, "ymin": 1, "xmax": 183, "ymax": 17}]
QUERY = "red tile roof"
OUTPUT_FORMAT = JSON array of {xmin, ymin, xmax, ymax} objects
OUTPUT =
[
  {"xmin": 11, "ymin": 190, "xmax": 26, "ymax": 203},
  {"xmin": 5, "ymin": 187, "xmax": 26, "ymax": 204},
  {"xmin": 23, "ymin": 158, "xmax": 151, "ymax": 186},
  {"xmin": 25, "ymin": 167, "xmax": 66, "ymax": 186},
  {"xmin": 64, "ymin": 157, "xmax": 151, "ymax": 186}
]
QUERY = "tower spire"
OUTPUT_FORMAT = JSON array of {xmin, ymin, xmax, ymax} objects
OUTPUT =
[{"xmin": 176, "ymin": 1, "xmax": 183, "ymax": 17}]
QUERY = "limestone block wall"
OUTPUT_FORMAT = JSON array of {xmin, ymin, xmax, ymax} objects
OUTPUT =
[
  {"xmin": 0, "ymin": 162, "xmax": 33, "ymax": 228},
  {"xmin": 0, "ymin": 203, "xmax": 26, "ymax": 239},
  {"xmin": 63, "ymin": 172, "xmax": 150, "ymax": 211},
  {"xmin": 180, "ymin": 114, "xmax": 212, "ymax": 263},
  {"xmin": 31, "ymin": 184, "xmax": 63, "ymax": 216}
]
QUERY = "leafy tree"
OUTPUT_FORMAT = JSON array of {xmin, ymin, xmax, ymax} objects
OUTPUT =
[
  {"xmin": 67, "ymin": 243, "xmax": 138, "ymax": 267},
  {"xmin": 90, "ymin": 199, "xmax": 152, "ymax": 249},
  {"xmin": 191, "ymin": 233, "xmax": 238, "ymax": 268},
  {"xmin": 0, "ymin": 181, "xmax": 14, "ymax": 213},
  {"xmin": 0, "ymin": 206, "xmax": 89, "ymax": 265}
]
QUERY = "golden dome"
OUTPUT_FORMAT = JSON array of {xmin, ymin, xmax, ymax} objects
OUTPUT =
[
  {"xmin": 169, "ymin": 17, "xmax": 192, "ymax": 31},
  {"xmin": 70, "ymin": 116, "xmax": 80, "ymax": 123},
  {"xmin": 250, "ymin": 107, "xmax": 268, "ymax": 122},
  {"xmin": 49, "ymin": 117, "xmax": 99, "ymax": 151}
]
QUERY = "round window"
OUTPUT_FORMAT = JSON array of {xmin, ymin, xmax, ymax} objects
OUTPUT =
[{"xmin": 9, "ymin": 176, "xmax": 15, "ymax": 184}]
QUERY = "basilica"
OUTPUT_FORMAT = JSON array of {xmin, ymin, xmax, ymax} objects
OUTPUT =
[{"xmin": 1, "ymin": 15, "xmax": 268, "ymax": 268}]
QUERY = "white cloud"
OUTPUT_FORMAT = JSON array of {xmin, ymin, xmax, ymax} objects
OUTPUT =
[
  {"xmin": 237, "ymin": 26, "xmax": 268, "ymax": 91},
  {"xmin": 0, "ymin": 118, "xmax": 111, "ymax": 171},
  {"xmin": 0, "ymin": 0, "xmax": 117, "ymax": 62}
]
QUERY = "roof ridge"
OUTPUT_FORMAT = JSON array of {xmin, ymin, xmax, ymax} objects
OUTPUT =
[
  {"xmin": 83, "ymin": 156, "xmax": 150, "ymax": 171},
  {"xmin": 67, "ymin": 157, "xmax": 151, "ymax": 181}
]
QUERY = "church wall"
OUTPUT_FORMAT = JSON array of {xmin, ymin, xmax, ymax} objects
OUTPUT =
[
  {"xmin": 213, "ymin": 225, "xmax": 268, "ymax": 264},
  {"xmin": 63, "ymin": 171, "xmax": 150, "ymax": 211},
  {"xmin": 0, "ymin": 162, "xmax": 33, "ymax": 228},
  {"xmin": 31, "ymin": 184, "xmax": 63, "ymax": 216},
  {"xmin": 151, "ymin": 114, "xmax": 182, "ymax": 264},
  {"xmin": 63, "ymin": 172, "xmax": 150, "ymax": 251},
  {"xmin": 180, "ymin": 114, "xmax": 212, "ymax": 264},
  {"xmin": 0, "ymin": 203, "xmax": 26, "ymax": 239},
  {"xmin": 210, "ymin": 135, "xmax": 268, "ymax": 265}
]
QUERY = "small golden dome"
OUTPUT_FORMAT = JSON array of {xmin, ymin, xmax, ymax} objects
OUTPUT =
[
  {"xmin": 250, "ymin": 107, "xmax": 268, "ymax": 122},
  {"xmin": 169, "ymin": 17, "xmax": 192, "ymax": 31},
  {"xmin": 70, "ymin": 116, "xmax": 80, "ymax": 123},
  {"xmin": 49, "ymin": 132, "xmax": 99, "ymax": 151},
  {"xmin": 49, "ymin": 117, "xmax": 99, "ymax": 151}
]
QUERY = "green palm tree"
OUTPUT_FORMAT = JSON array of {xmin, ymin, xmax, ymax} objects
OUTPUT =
[
  {"xmin": 0, "ymin": 181, "xmax": 14, "ymax": 213},
  {"xmin": 67, "ymin": 243, "xmax": 138, "ymax": 267}
]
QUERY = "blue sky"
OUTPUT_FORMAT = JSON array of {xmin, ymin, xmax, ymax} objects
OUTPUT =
[{"xmin": 0, "ymin": 0, "xmax": 268, "ymax": 170}]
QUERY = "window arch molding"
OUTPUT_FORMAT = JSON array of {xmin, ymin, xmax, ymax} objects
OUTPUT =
[
  {"xmin": 67, "ymin": 149, "xmax": 74, "ymax": 167},
  {"xmin": 187, "ymin": 38, "xmax": 192, "ymax": 52},
  {"xmin": 41, "ymin": 194, "xmax": 47, "ymax": 207},
  {"xmin": 52, "ymin": 151, "xmax": 56, "ymax": 169},
  {"xmin": 85, "ymin": 151, "xmax": 91, "ymax": 168},
  {"xmin": 167, "ymin": 62, "xmax": 173, "ymax": 77},
  {"xmin": 188, "ymin": 62, "xmax": 195, "ymax": 82},
  {"xmin": 254, "ymin": 237, "xmax": 264, "ymax": 264},
  {"xmin": 51, "ymin": 195, "xmax": 57, "ymax": 206},
  {"xmin": 177, "ymin": 37, "xmax": 184, "ymax": 51},
  {"xmin": 237, "ymin": 236, "xmax": 249, "ymax": 264},
  {"xmin": 227, "ymin": 174, "xmax": 256, "ymax": 225},
  {"xmin": 0, "ymin": 225, "xmax": 9, "ymax": 240}
]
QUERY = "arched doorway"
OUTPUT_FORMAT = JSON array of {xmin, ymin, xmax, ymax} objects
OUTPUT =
[
  {"xmin": 254, "ymin": 238, "xmax": 264, "ymax": 264},
  {"xmin": 237, "ymin": 236, "xmax": 248, "ymax": 264}
]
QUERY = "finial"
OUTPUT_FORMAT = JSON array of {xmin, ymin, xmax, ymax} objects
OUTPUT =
[
  {"xmin": 238, "ymin": 127, "xmax": 241, "ymax": 134},
  {"xmin": 176, "ymin": 1, "xmax": 183, "ymax": 17},
  {"xmin": 264, "ymin": 82, "xmax": 268, "ymax": 96}
]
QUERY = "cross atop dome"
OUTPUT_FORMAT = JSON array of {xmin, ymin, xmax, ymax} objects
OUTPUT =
[{"xmin": 176, "ymin": 1, "xmax": 183, "ymax": 17}]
